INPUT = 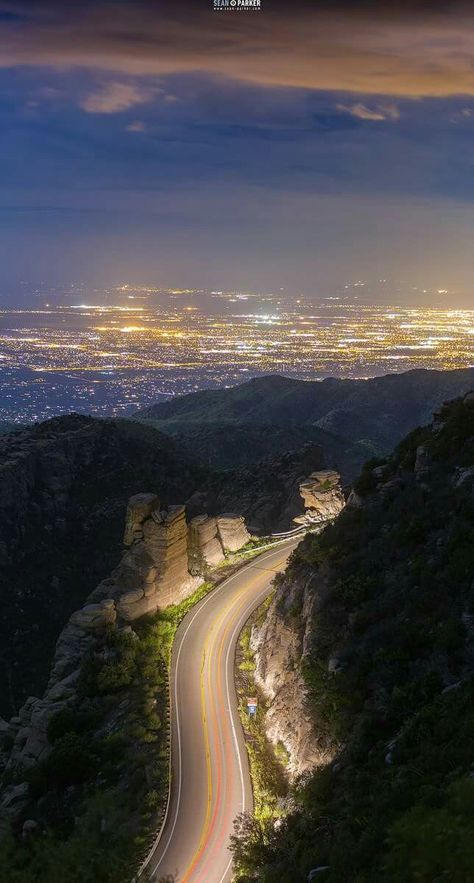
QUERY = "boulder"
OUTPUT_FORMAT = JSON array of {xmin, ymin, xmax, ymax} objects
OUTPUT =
[
  {"xmin": 69, "ymin": 599, "xmax": 116, "ymax": 633},
  {"xmin": 296, "ymin": 470, "xmax": 344, "ymax": 525},
  {"xmin": 123, "ymin": 493, "xmax": 160, "ymax": 546}
]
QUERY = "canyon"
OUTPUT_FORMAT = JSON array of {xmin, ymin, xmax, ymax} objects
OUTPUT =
[{"xmin": 0, "ymin": 460, "xmax": 344, "ymax": 838}]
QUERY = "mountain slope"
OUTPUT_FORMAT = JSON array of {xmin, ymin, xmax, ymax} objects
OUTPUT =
[
  {"xmin": 0, "ymin": 414, "xmax": 208, "ymax": 717},
  {"xmin": 136, "ymin": 367, "xmax": 474, "ymax": 456},
  {"xmin": 162, "ymin": 421, "xmax": 372, "ymax": 480},
  {"xmin": 0, "ymin": 422, "xmax": 19, "ymax": 435},
  {"xmin": 233, "ymin": 391, "xmax": 474, "ymax": 882},
  {"xmin": 0, "ymin": 413, "xmax": 325, "ymax": 717}
]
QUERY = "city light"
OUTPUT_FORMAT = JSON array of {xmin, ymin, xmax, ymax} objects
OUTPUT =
[{"xmin": 1, "ymin": 283, "xmax": 473, "ymax": 423}]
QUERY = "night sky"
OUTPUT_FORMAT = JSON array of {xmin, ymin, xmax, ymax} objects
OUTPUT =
[{"xmin": 2, "ymin": 0, "xmax": 474, "ymax": 299}]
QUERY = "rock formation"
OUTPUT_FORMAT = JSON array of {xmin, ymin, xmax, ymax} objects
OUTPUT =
[
  {"xmin": 123, "ymin": 492, "xmax": 159, "ymax": 545},
  {"xmin": 251, "ymin": 564, "xmax": 335, "ymax": 779},
  {"xmin": 206, "ymin": 442, "xmax": 326, "ymax": 534},
  {"xmin": 294, "ymin": 470, "xmax": 345, "ymax": 527},
  {"xmin": 1, "ymin": 490, "xmax": 252, "ymax": 778},
  {"xmin": 91, "ymin": 495, "xmax": 203, "ymax": 621},
  {"xmin": 216, "ymin": 513, "xmax": 250, "ymax": 552},
  {"xmin": 188, "ymin": 514, "xmax": 225, "ymax": 572}
]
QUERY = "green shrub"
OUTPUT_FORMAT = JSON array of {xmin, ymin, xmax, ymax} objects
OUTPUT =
[{"xmin": 383, "ymin": 778, "xmax": 474, "ymax": 882}]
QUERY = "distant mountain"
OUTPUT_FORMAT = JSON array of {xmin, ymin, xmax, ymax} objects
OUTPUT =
[{"xmin": 136, "ymin": 368, "xmax": 474, "ymax": 464}]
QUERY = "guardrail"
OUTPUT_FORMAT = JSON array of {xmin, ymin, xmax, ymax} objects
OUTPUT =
[
  {"xmin": 268, "ymin": 516, "xmax": 335, "ymax": 541},
  {"xmin": 269, "ymin": 525, "xmax": 307, "ymax": 539}
]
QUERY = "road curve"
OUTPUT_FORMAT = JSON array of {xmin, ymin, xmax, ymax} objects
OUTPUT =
[{"xmin": 146, "ymin": 540, "xmax": 298, "ymax": 883}]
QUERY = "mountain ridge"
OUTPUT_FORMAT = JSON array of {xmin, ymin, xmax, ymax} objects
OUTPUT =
[{"xmin": 135, "ymin": 366, "xmax": 474, "ymax": 470}]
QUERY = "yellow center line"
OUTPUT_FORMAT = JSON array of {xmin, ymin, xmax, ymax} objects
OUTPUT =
[{"xmin": 180, "ymin": 574, "xmax": 262, "ymax": 883}]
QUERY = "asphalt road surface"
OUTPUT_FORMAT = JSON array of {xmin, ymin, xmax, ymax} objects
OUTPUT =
[{"xmin": 146, "ymin": 540, "xmax": 298, "ymax": 883}]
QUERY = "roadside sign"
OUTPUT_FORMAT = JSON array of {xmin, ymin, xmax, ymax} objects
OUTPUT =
[{"xmin": 247, "ymin": 697, "xmax": 258, "ymax": 716}]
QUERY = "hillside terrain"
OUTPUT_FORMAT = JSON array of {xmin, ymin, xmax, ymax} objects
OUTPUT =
[
  {"xmin": 233, "ymin": 392, "xmax": 474, "ymax": 882},
  {"xmin": 0, "ymin": 414, "xmax": 324, "ymax": 718},
  {"xmin": 0, "ymin": 415, "xmax": 209, "ymax": 718},
  {"xmin": 0, "ymin": 423, "xmax": 18, "ymax": 435},
  {"xmin": 150, "ymin": 420, "xmax": 371, "ymax": 481},
  {"xmin": 136, "ymin": 368, "xmax": 474, "ymax": 473}
]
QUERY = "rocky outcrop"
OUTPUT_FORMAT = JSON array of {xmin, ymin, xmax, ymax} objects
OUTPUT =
[
  {"xmin": 188, "ymin": 515, "xmax": 225, "ymax": 572},
  {"xmin": 294, "ymin": 469, "xmax": 345, "ymax": 527},
  {"xmin": 115, "ymin": 500, "xmax": 201, "ymax": 616},
  {"xmin": 86, "ymin": 496, "xmax": 202, "ymax": 621},
  {"xmin": 414, "ymin": 445, "xmax": 431, "ymax": 478},
  {"xmin": 216, "ymin": 513, "xmax": 250, "ymax": 552},
  {"xmin": 205, "ymin": 442, "xmax": 326, "ymax": 534},
  {"xmin": 251, "ymin": 562, "xmax": 336, "ymax": 779},
  {"xmin": 2, "ymin": 490, "xmax": 252, "ymax": 778},
  {"xmin": 69, "ymin": 599, "xmax": 117, "ymax": 632},
  {"xmin": 0, "ymin": 414, "xmax": 207, "ymax": 717},
  {"xmin": 123, "ymin": 492, "xmax": 159, "ymax": 545}
]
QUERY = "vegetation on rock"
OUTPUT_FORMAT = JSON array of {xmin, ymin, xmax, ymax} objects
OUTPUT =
[{"xmin": 232, "ymin": 394, "xmax": 474, "ymax": 882}]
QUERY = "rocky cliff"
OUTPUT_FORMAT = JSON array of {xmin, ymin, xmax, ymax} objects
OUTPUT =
[
  {"xmin": 251, "ymin": 565, "xmax": 333, "ymax": 780},
  {"xmin": 0, "ymin": 414, "xmax": 208, "ymax": 717},
  {"xmin": 1, "ymin": 491, "xmax": 252, "ymax": 783},
  {"xmin": 0, "ymin": 411, "xmax": 330, "ymax": 719},
  {"xmin": 250, "ymin": 470, "xmax": 345, "ymax": 779},
  {"xmin": 234, "ymin": 391, "xmax": 474, "ymax": 883}
]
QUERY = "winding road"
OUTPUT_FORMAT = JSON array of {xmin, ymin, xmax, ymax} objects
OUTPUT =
[{"xmin": 144, "ymin": 539, "xmax": 298, "ymax": 883}]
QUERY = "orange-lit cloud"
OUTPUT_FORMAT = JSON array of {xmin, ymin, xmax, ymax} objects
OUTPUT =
[
  {"xmin": 2, "ymin": 2, "xmax": 474, "ymax": 98},
  {"xmin": 337, "ymin": 103, "xmax": 400, "ymax": 121},
  {"xmin": 80, "ymin": 81, "xmax": 156, "ymax": 114}
]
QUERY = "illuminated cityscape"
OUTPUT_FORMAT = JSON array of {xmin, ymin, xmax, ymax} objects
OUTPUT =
[{"xmin": 2, "ymin": 282, "xmax": 473, "ymax": 423}]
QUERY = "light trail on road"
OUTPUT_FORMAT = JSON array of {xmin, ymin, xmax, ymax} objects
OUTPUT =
[{"xmin": 145, "ymin": 541, "xmax": 298, "ymax": 883}]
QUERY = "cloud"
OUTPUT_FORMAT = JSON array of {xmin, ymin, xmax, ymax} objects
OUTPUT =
[
  {"xmin": 126, "ymin": 120, "xmax": 146, "ymax": 132},
  {"xmin": 0, "ymin": 2, "xmax": 474, "ymax": 98},
  {"xmin": 337, "ymin": 102, "xmax": 400, "ymax": 121},
  {"xmin": 80, "ymin": 81, "xmax": 156, "ymax": 114}
]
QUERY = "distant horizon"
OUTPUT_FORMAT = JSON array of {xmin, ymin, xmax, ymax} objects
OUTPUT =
[{"xmin": 3, "ymin": 276, "xmax": 474, "ymax": 309}]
